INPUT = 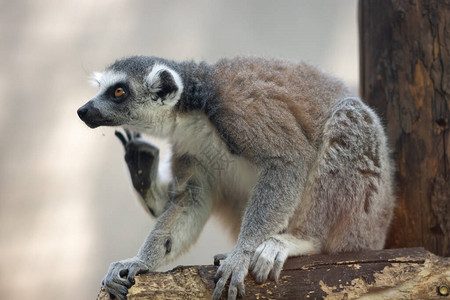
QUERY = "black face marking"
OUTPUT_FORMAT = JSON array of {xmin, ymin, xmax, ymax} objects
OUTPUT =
[{"xmin": 77, "ymin": 101, "xmax": 118, "ymax": 128}]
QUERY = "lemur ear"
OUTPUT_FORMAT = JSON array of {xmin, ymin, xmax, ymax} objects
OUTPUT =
[{"xmin": 146, "ymin": 65, "xmax": 183, "ymax": 103}]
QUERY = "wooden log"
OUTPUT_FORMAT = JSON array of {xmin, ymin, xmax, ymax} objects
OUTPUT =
[
  {"xmin": 97, "ymin": 248, "xmax": 449, "ymax": 299},
  {"xmin": 359, "ymin": 0, "xmax": 450, "ymax": 256}
]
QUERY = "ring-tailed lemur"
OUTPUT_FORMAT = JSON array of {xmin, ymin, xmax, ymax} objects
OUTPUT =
[{"xmin": 77, "ymin": 56, "xmax": 395, "ymax": 300}]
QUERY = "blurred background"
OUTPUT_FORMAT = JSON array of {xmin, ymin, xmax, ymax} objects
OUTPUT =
[{"xmin": 0, "ymin": 1, "xmax": 358, "ymax": 299}]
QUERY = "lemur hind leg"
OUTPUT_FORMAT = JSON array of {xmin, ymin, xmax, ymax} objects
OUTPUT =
[
  {"xmin": 289, "ymin": 97, "xmax": 394, "ymax": 253},
  {"xmin": 248, "ymin": 97, "xmax": 394, "ymax": 283}
]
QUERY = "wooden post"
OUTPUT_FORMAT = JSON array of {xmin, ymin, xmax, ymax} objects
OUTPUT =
[{"xmin": 359, "ymin": 0, "xmax": 449, "ymax": 256}]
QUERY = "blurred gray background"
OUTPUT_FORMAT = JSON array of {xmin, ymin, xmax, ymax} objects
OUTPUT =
[{"xmin": 0, "ymin": 1, "xmax": 358, "ymax": 299}]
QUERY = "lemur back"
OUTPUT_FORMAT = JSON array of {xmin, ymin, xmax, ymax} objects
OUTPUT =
[{"xmin": 211, "ymin": 58, "xmax": 351, "ymax": 159}]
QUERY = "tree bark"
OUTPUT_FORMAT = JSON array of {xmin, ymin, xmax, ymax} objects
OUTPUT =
[
  {"xmin": 96, "ymin": 248, "xmax": 449, "ymax": 300},
  {"xmin": 359, "ymin": 0, "xmax": 450, "ymax": 256}
]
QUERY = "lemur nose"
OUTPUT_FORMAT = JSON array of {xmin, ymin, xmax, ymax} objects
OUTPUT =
[{"xmin": 77, "ymin": 106, "xmax": 88, "ymax": 119}]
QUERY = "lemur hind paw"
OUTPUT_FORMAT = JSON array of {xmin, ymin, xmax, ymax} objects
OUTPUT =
[
  {"xmin": 115, "ymin": 129, "xmax": 159, "ymax": 200},
  {"xmin": 250, "ymin": 237, "xmax": 288, "ymax": 283}
]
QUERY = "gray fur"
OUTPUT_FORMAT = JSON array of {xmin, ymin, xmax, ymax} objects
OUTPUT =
[{"xmin": 77, "ymin": 56, "xmax": 395, "ymax": 300}]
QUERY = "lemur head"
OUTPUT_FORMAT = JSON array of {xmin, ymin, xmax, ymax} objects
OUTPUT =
[{"xmin": 77, "ymin": 56, "xmax": 184, "ymax": 136}]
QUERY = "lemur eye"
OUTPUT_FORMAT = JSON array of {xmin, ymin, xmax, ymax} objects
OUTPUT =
[{"xmin": 114, "ymin": 87, "xmax": 126, "ymax": 98}]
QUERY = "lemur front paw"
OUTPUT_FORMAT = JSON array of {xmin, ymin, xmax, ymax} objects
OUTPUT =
[
  {"xmin": 249, "ymin": 237, "xmax": 288, "ymax": 283},
  {"xmin": 102, "ymin": 257, "xmax": 149, "ymax": 300},
  {"xmin": 115, "ymin": 129, "xmax": 159, "ymax": 201},
  {"xmin": 212, "ymin": 249, "xmax": 251, "ymax": 300}
]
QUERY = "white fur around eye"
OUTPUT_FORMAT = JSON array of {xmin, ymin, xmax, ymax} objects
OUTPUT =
[{"xmin": 93, "ymin": 71, "xmax": 128, "ymax": 94}]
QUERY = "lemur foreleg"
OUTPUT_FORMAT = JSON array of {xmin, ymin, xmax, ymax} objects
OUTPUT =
[
  {"xmin": 212, "ymin": 164, "xmax": 314, "ymax": 300},
  {"xmin": 103, "ymin": 132, "xmax": 212, "ymax": 300}
]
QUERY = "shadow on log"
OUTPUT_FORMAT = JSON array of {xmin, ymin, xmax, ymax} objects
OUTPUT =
[{"xmin": 97, "ymin": 248, "xmax": 449, "ymax": 299}]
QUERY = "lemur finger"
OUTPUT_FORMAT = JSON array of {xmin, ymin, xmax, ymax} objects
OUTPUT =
[
  {"xmin": 115, "ymin": 292, "xmax": 127, "ymax": 300},
  {"xmin": 103, "ymin": 280, "xmax": 128, "ymax": 300},
  {"xmin": 109, "ymin": 269, "xmax": 132, "ymax": 289},
  {"xmin": 229, "ymin": 272, "xmax": 246, "ymax": 300},
  {"xmin": 269, "ymin": 251, "xmax": 287, "ymax": 283},
  {"xmin": 252, "ymin": 245, "xmax": 278, "ymax": 283},
  {"xmin": 125, "ymin": 129, "xmax": 132, "ymax": 141},
  {"xmin": 212, "ymin": 275, "xmax": 229, "ymax": 300},
  {"xmin": 213, "ymin": 253, "xmax": 228, "ymax": 266},
  {"xmin": 249, "ymin": 243, "xmax": 266, "ymax": 270},
  {"xmin": 214, "ymin": 263, "xmax": 227, "ymax": 281},
  {"xmin": 238, "ymin": 280, "xmax": 246, "ymax": 298},
  {"xmin": 112, "ymin": 275, "xmax": 132, "ymax": 289},
  {"xmin": 227, "ymin": 282, "xmax": 238, "ymax": 300},
  {"xmin": 114, "ymin": 131, "xmax": 127, "ymax": 149},
  {"xmin": 126, "ymin": 264, "xmax": 149, "ymax": 285}
]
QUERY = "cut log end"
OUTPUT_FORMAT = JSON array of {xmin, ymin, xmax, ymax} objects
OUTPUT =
[{"xmin": 97, "ymin": 248, "xmax": 449, "ymax": 300}]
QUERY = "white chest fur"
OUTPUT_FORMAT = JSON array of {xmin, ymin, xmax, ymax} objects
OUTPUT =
[{"xmin": 171, "ymin": 113, "xmax": 260, "ymax": 207}]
